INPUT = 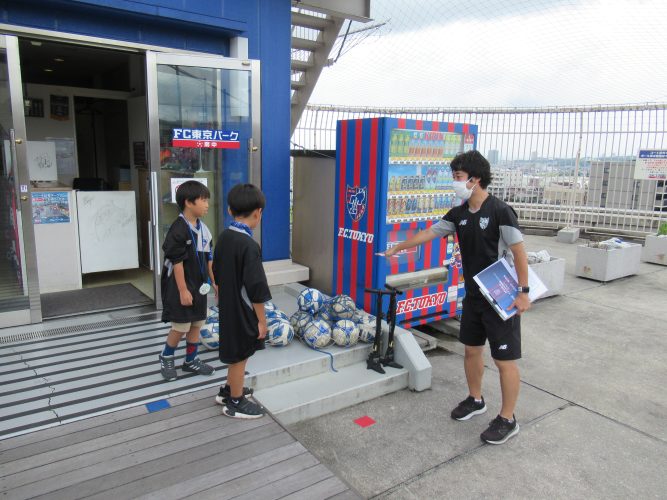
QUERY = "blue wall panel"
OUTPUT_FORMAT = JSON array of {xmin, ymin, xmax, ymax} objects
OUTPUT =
[{"xmin": 0, "ymin": 0, "xmax": 292, "ymax": 260}]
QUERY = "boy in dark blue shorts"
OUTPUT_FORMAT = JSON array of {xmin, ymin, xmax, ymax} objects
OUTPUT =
[
  {"xmin": 212, "ymin": 183, "xmax": 271, "ymax": 419},
  {"xmin": 386, "ymin": 150, "xmax": 530, "ymax": 445},
  {"xmin": 158, "ymin": 180, "xmax": 217, "ymax": 381}
]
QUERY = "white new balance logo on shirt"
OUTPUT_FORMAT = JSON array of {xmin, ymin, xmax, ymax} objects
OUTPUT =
[{"xmin": 499, "ymin": 344, "xmax": 508, "ymax": 350}]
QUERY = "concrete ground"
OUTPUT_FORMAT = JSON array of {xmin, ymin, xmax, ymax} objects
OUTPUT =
[{"xmin": 288, "ymin": 235, "xmax": 667, "ymax": 499}]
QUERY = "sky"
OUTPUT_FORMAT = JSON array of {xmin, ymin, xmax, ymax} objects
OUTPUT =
[{"xmin": 308, "ymin": 0, "xmax": 667, "ymax": 108}]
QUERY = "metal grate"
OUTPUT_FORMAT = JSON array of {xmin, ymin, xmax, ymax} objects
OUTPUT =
[{"xmin": 0, "ymin": 312, "xmax": 161, "ymax": 345}]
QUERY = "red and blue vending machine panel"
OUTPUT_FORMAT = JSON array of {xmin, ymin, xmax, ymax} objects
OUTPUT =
[{"xmin": 333, "ymin": 117, "xmax": 478, "ymax": 328}]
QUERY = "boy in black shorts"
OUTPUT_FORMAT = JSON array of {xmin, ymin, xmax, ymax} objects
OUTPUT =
[
  {"xmin": 212, "ymin": 184, "xmax": 271, "ymax": 419},
  {"xmin": 385, "ymin": 150, "xmax": 530, "ymax": 445},
  {"xmin": 159, "ymin": 180, "xmax": 217, "ymax": 381}
]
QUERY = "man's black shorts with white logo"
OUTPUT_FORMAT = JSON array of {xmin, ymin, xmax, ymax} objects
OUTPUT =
[{"xmin": 459, "ymin": 295, "xmax": 521, "ymax": 360}]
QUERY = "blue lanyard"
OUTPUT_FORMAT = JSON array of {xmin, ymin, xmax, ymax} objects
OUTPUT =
[
  {"xmin": 183, "ymin": 217, "xmax": 209, "ymax": 284},
  {"xmin": 231, "ymin": 221, "xmax": 253, "ymax": 237}
]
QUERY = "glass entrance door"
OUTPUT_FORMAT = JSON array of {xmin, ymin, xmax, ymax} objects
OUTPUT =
[
  {"xmin": 146, "ymin": 52, "xmax": 260, "ymax": 306},
  {"xmin": 0, "ymin": 35, "xmax": 40, "ymax": 328}
]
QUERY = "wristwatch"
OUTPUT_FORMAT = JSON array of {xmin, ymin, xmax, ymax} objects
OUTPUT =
[{"xmin": 517, "ymin": 286, "xmax": 530, "ymax": 293}]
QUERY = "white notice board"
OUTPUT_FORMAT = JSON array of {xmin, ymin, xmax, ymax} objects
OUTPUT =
[
  {"xmin": 27, "ymin": 141, "xmax": 58, "ymax": 181},
  {"xmin": 634, "ymin": 150, "xmax": 667, "ymax": 180},
  {"xmin": 76, "ymin": 191, "xmax": 139, "ymax": 273}
]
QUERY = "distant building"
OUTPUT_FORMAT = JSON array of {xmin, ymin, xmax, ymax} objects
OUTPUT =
[
  {"xmin": 487, "ymin": 149, "xmax": 499, "ymax": 164},
  {"xmin": 587, "ymin": 160, "xmax": 667, "ymax": 211}
]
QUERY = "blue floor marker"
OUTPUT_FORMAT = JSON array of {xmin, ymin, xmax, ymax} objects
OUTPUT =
[{"xmin": 146, "ymin": 399, "xmax": 171, "ymax": 413}]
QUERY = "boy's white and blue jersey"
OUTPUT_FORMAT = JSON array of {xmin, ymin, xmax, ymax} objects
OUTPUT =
[
  {"xmin": 161, "ymin": 215, "xmax": 213, "ymax": 323},
  {"xmin": 431, "ymin": 194, "xmax": 523, "ymax": 298}
]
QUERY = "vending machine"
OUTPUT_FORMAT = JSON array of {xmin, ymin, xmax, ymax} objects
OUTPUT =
[{"xmin": 332, "ymin": 117, "xmax": 478, "ymax": 328}]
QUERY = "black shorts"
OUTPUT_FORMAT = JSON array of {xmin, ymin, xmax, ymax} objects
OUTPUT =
[
  {"xmin": 459, "ymin": 295, "xmax": 521, "ymax": 361},
  {"xmin": 219, "ymin": 331, "xmax": 265, "ymax": 365}
]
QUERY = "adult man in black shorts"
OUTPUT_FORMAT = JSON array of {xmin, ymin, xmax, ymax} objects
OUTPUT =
[{"xmin": 385, "ymin": 150, "xmax": 530, "ymax": 445}]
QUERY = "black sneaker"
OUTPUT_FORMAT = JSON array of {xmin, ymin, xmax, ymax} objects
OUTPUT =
[
  {"xmin": 451, "ymin": 396, "xmax": 487, "ymax": 421},
  {"xmin": 222, "ymin": 397, "xmax": 265, "ymax": 419},
  {"xmin": 182, "ymin": 357, "xmax": 215, "ymax": 376},
  {"xmin": 159, "ymin": 354, "xmax": 177, "ymax": 381},
  {"xmin": 481, "ymin": 415, "xmax": 520, "ymax": 445},
  {"xmin": 214, "ymin": 385, "xmax": 254, "ymax": 406}
]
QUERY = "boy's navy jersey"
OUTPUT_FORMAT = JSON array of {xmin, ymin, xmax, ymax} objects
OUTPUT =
[
  {"xmin": 161, "ymin": 216, "xmax": 213, "ymax": 323},
  {"xmin": 213, "ymin": 228, "xmax": 272, "ymax": 364},
  {"xmin": 431, "ymin": 195, "xmax": 523, "ymax": 298}
]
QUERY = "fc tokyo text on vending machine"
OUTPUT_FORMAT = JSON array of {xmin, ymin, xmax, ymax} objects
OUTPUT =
[{"xmin": 333, "ymin": 117, "xmax": 478, "ymax": 328}]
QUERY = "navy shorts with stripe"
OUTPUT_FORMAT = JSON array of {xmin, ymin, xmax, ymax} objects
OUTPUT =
[{"xmin": 459, "ymin": 295, "xmax": 521, "ymax": 360}]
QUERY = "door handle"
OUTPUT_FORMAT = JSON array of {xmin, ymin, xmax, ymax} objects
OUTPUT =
[
  {"xmin": 20, "ymin": 195, "xmax": 28, "ymax": 201},
  {"xmin": 14, "ymin": 138, "xmax": 23, "ymax": 144}
]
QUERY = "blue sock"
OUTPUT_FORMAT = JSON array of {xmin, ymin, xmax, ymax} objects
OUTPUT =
[
  {"xmin": 162, "ymin": 342, "xmax": 176, "ymax": 356},
  {"xmin": 185, "ymin": 342, "xmax": 198, "ymax": 362}
]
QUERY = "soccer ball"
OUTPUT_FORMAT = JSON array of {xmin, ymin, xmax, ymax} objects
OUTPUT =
[
  {"xmin": 206, "ymin": 306, "xmax": 219, "ymax": 324},
  {"xmin": 199, "ymin": 324, "xmax": 219, "ymax": 350},
  {"xmin": 265, "ymin": 321, "xmax": 294, "ymax": 347},
  {"xmin": 331, "ymin": 294, "xmax": 357, "ymax": 320},
  {"xmin": 302, "ymin": 318, "xmax": 332, "ymax": 348},
  {"xmin": 332, "ymin": 320, "xmax": 359, "ymax": 347},
  {"xmin": 297, "ymin": 288, "xmax": 325, "ymax": 315},
  {"xmin": 264, "ymin": 301, "xmax": 276, "ymax": 312},
  {"xmin": 290, "ymin": 310, "xmax": 312, "ymax": 338},
  {"xmin": 355, "ymin": 313, "xmax": 377, "ymax": 343},
  {"xmin": 266, "ymin": 309, "xmax": 290, "ymax": 328}
]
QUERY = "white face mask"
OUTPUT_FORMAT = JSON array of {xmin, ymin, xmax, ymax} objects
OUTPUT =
[{"xmin": 452, "ymin": 179, "xmax": 475, "ymax": 200}]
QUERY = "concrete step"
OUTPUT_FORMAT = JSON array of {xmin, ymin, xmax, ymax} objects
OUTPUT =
[
  {"xmin": 253, "ymin": 362, "xmax": 409, "ymax": 426},
  {"xmin": 246, "ymin": 341, "xmax": 371, "ymax": 392},
  {"xmin": 263, "ymin": 259, "xmax": 309, "ymax": 286}
]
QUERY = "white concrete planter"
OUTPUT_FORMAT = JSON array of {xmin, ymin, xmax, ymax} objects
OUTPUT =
[
  {"xmin": 575, "ymin": 243, "xmax": 642, "ymax": 282},
  {"xmin": 642, "ymin": 235, "xmax": 667, "ymax": 266},
  {"xmin": 530, "ymin": 257, "xmax": 566, "ymax": 299},
  {"xmin": 556, "ymin": 227, "xmax": 580, "ymax": 244}
]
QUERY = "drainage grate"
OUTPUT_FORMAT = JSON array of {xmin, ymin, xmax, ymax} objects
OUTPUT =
[{"xmin": 0, "ymin": 313, "xmax": 161, "ymax": 345}]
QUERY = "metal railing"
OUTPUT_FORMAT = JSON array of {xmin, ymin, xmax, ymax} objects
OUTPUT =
[{"xmin": 292, "ymin": 103, "xmax": 667, "ymax": 236}]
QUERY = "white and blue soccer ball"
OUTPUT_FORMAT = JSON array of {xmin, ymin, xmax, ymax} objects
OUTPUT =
[
  {"xmin": 355, "ymin": 312, "xmax": 377, "ymax": 343},
  {"xmin": 265, "ymin": 321, "xmax": 294, "ymax": 347},
  {"xmin": 199, "ymin": 324, "xmax": 219, "ymax": 350},
  {"xmin": 264, "ymin": 301, "xmax": 276, "ymax": 312},
  {"xmin": 266, "ymin": 309, "xmax": 290, "ymax": 328},
  {"xmin": 332, "ymin": 320, "xmax": 359, "ymax": 347},
  {"xmin": 290, "ymin": 310, "xmax": 312, "ymax": 338},
  {"xmin": 297, "ymin": 288, "xmax": 325, "ymax": 315},
  {"xmin": 331, "ymin": 294, "xmax": 357, "ymax": 320},
  {"xmin": 206, "ymin": 306, "xmax": 219, "ymax": 324},
  {"xmin": 302, "ymin": 318, "xmax": 332, "ymax": 348}
]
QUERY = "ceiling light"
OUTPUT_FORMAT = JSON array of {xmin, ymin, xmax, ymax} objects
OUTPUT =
[
  {"xmin": 44, "ymin": 68, "xmax": 53, "ymax": 72},
  {"xmin": 30, "ymin": 41, "xmax": 42, "ymax": 47},
  {"xmin": 54, "ymin": 58, "xmax": 65, "ymax": 62}
]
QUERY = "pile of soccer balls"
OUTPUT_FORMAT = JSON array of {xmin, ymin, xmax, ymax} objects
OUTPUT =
[
  {"xmin": 199, "ymin": 287, "xmax": 378, "ymax": 351},
  {"xmin": 292, "ymin": 287, "xmax": 377, "ymax": 349}
]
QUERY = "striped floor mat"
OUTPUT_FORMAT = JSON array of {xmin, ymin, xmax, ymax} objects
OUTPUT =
[{"xmin": 0, "ymin": 316, "xmax": 228, "ymax": 439}]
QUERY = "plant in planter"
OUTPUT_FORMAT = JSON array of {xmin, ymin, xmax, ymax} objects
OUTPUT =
[{"xmin": 658, "ymin": 223, "xmax": 667, "ymax": 236}]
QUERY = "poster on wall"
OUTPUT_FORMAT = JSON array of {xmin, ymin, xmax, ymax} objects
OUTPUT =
[
  {"xmin": 32, "ymin": 191, "xmax": 70, "ymax": 224},
  {"xmin": 50, "ymin": 94, "xmax": 70, "ymax": 121},
  {"xmin": 27, "ymin": 141, "xmax": 58, "ymax": 182},
  {"xmin": 634, "ymin": 150, "xmax": 667, "ymax": 180},
  {"xmin": 170, "ymin": 177, "xmax": 208, "ymax": 203}
]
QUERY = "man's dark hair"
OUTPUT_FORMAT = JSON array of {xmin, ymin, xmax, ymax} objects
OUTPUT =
[
  {"xmin": 450, "ymin": 150, "xmax": 493, "ymax": 189},
  {"xmin": 228, "ymin": 183, "xmax": 266, "ymax": 217},
  {"xmin": 176, "ymin": 180, "xmax": 211, "ymax": 211}
]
